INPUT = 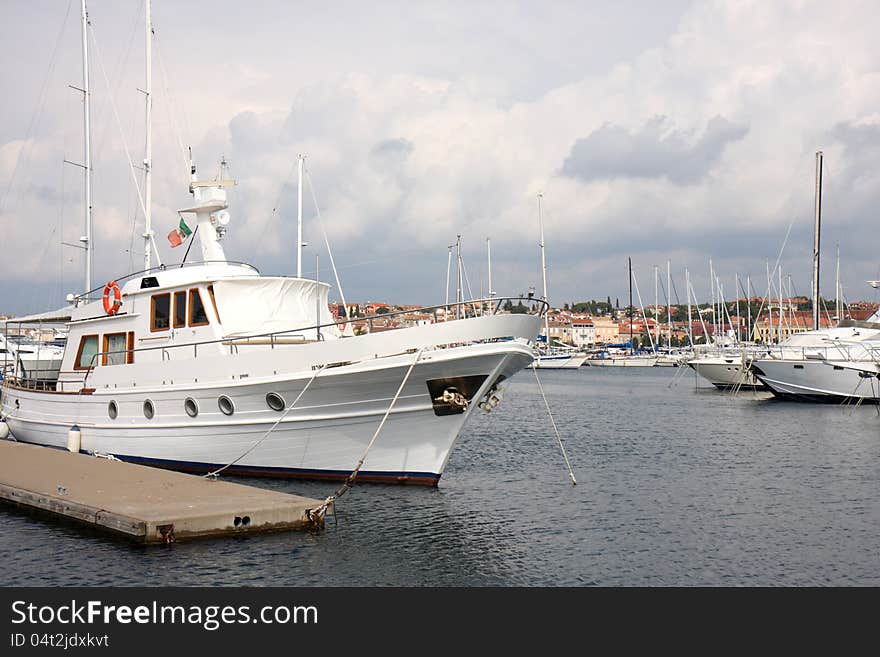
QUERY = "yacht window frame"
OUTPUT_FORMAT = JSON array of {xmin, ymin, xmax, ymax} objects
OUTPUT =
[
  {"xmin": 73, "ymin": 334, "xmax": 100, "ymax": 370},
  {"xmin": 102, "ymin": 332, "xmax": 130, "ymax": 366},
  {"xmin": 188, "ymin": 288, "xmax": 210, "ymax": 327},
  {"xmin": 150, "ymin": 293, "xmax": 171, "ymax": 332},
  {"xmin": 207, "ymin": 284, "xmax": 221, "ymax": 324},
  {"xmin": 173, "ymin": 290, "xmax": 187, "ymax": 328}
]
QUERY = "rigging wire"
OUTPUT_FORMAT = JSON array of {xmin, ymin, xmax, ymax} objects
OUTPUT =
[
  {"xmin": 307, "ymin": 348, "xmax": 425, "ymax": 525},
  {"xmin": 0, "ymin": 0, "xmax": 73, "ymax": 218},
  {"xmin": 153, "ymin": 29, "xmax": 192, "ymax": 178},
  {"xmin": 205, "ymin": 363, "xmax": 330, "ymax": 479},
  {"xmin": 305, "ymin": 167, "xmax": 351, "ymax": 323},
  {"xmin": 251, "ymin": 158, "xmax": 299, "ymax": 264},
  {"xmin": 532, "ymin": 368, "xmax": 577, "ymax": 486},
  {"xmin": 89, "ymin": 0, "xmax": 143, "ymax": 173},
  {"xmin": 87, "ymin": 22, "xmax": 149, "ymax": 235}
]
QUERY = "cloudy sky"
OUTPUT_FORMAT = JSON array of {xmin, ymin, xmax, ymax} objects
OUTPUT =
[{"xmin": 2, "ymin": 0, "xmax": 880, "ymax": 316}]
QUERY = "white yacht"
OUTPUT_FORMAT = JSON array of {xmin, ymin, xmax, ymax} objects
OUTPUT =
[
  {"xmin": 585, "ymin": 353, "xmax": 658, "ymax": 367},
  {"xmin": 531, "ymin": 344, "xmax": 588, "ymax": 369},
  {"xmin": 687, "ymin": 353, "xmax": 765, "ymax": 389},
  {"xmin": 0, "ymin": 333, "xmax": 65, "ymax": 383},
  {"xmin": 0, "ymin": 171, "xmax": 543, "ymax": 485},
  {"xmin": 0, "ymin": 0, "xmax": 543, "ymax": 485},
  {"xmin": 748, "ymin": 316, "xmax": 880, "ymax": 402}
]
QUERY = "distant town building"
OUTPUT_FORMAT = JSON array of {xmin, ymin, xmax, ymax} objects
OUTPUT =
[
  {"xmin": 591, "ymin": 316, "xmax": 620, "ymax": 344},
  {"xmin": 751, "ymin": 311, "xmax": 834, "ymax": 343}
]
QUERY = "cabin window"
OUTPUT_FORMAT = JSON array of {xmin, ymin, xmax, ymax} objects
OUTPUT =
[
  {"xmin": 173, "ymin": 291, "xmax": 187, "ymax": 328},
  {"xmin": 103, "ymin": 332, "xmax": 128, "ymax": 366},
  {"xmin": 74, "ymin": 334, "xmax": 99, "ymax": 370},
  {"xmin": 151, "ymin": 293, "xmax": 171, "ymax": 331},
  {"xmin": 207, "ymin": 284, "xmax": 221, "ymax": 323},
  {"xmin": 189, "ymin": 288, "xmax": 209, "ymax": 326}
]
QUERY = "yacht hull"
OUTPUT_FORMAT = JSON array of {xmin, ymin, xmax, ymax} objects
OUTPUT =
[
  {"xmin": 585, "ymin": 356, "xmax": 658, "ymax": 367},
  {"xmin": 530, "ymin": 354, "xmax": 588, "ymax": 369},
  {"xmin": 2, "ymin": 341, "xmax": 535, "ymax": 486},
  {"xmin": 687, "ymin": 357, "xmax": 765, "ymax": 390},
  {"xmin": 749, "ymin": 358, "xmax": 879, "ymax": 402}
]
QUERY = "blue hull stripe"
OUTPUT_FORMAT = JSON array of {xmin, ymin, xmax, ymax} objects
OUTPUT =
[{"xmin": 110, "ymin": 453, "xmax": 442, "ymax": 485}]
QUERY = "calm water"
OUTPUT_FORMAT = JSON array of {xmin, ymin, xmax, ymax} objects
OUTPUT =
[{"xmin": 2, "ymin": 367, "xmax": 879, "ymax": 586}]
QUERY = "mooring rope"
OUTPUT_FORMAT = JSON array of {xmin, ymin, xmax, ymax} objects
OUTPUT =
[
  {"xmin": 306, "ymin": 348, "xmax": 424, "ymax": 526},
  {"xmin": 532, "ymin": 367, "xmax": 577, "ymax": 486},
  {"xmin": 205, "ymin": 363, "xmax": 329, "ymax": 479}
]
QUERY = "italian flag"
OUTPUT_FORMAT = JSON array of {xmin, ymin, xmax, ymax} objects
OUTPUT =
[{"xmin": 167, "ymin": 217, "xmax": 193, "ymax": 248}]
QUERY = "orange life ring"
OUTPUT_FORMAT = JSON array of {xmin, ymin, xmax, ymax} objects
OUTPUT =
[{"xmin": 102, "ymin": 281, "xmax": 122, "ymax": 315}]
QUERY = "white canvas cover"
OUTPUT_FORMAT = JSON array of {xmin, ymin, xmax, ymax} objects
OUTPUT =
[{"xmin": 212, "ymin": 277, "xmax": 339, "ymax": 338}]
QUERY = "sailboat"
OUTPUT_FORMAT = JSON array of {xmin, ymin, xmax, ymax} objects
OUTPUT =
[
  {"xmin": 0, "ymin": 1, "xmax": 544, "ymax": 486},
  {"xmin": 530, "ymin": 193, "xmax": 588, "ymax": 369},
  {"xmin": 585, "ymin": 258, "xmax": 657, "ymax": 367},
  {"xmin": 685, "ymin": 270, "xmax": 765, "ymax": 389},
  {"xmin": 748, "ymin": 151, "xmax": 880, "ymax": 402}
]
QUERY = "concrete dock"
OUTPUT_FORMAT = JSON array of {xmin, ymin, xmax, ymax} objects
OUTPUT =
[{"xmin": 0, "ymin": 441, "xmax": 326, "ymax": 543}]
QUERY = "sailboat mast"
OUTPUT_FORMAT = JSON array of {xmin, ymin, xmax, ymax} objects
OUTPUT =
[
  {"xmin": 538, "ymin": 193, "xmax": 550, "ymax": 344},
  {"xmin": 142, "ymin": 0, "xmax": 152, "ymax": 271},
  {"xmin": 456, "ymin": 234, "xmax": 463, "ymax": 320},
  {"xmin": 735, "ymin": 274, "xmax": 742, "ymax": 343},
  {"xmin": 835, "ymin": 243, "xmax": 841, "ymax": 323},
  {"xmin": 296, "ymin": 154, "xmax": 304, "ymax": 278},
  {"xmin": 812, "ymin": 150, "xmax": 823, "ymax": 331},
  {"xmin": 746, "ymin": 274, "xmax": 751, "ymax": 342},
  {"xmin": 80, "ymin": 0, "xmax": 92, "ymax": 298},
  {"xmin": 666, "ymin": 260, "xmax": 672, "ymax": 348},
  {"xmin": 686, "ymin": 267, "xmax": 693, "ymax": 347},
  {"xmin": 709, "ymin": 259, "xmax": 715, "ymax": 343},
  {"xmin": 445, "ymin": 245, "xmax": 452, "ymax": 312},
  {"xmin": 779, "ymin": 265, "xmax": 783, "ymax": 340},
  {"xmin": 654, "ymin": 265, "xmax": 659, "ymax": 347},
  {"xmin": 487, "ymin": 237, "xmax": 493, "ymax": 315},
  {"xmin": 628, "ymin": 257, "xmax": 633, "ymax": 354},
  {"xmin": 766, "ymin": 261, "xmax": 773, "ymax": 344}
]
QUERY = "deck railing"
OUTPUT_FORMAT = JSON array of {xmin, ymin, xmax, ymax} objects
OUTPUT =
[{"xmin": 3, "ymin": 296, "xmax": 546, "ymax": 391}]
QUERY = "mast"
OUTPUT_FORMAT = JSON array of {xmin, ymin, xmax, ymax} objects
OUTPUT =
[
  {"xmin": 666, "ymin": 260, "xmax": 672, "ymax": 348},
  {"xmin": 779, "ymin": 265, "xmax": 783, "ymax": 341},
  {"xmin": 297, "ymin": 154, "xmax": 304, "ymax": 278},
  {"xmin": 812, "ymin": 150, "xmax": 823, "ymax": 331},
  {"xmin": 766, "ymin": 261, "xmax": 772, "ymax": 344},
  {"xmin": 835, "ymin": 243, "xmax": 841, "ymax": 323},
  {"xmin": 456, "ymin": 234, "xmax": 463, "ymax": 320},
  {"xmin": 654, "ymin": 265, "xmax": 659, "ymax": 347},
  {"xmin": 445, "ymin": 244, "xmax": 452, "ymax": 314},
  {"xmin": 487, "ymin": 237, "xmax": 493, "ymax": 315},
  {"xmin": 686, "ymin": 267, "xmax": 693, "ymax": 347},
  {"xmin": 709, "ymin": 259, "xmax": 716, "ymax": 343},
  {"xmin": 80, "ymin": 0, "xmax": 92, "ymax": 298},
  {"xmin": 746, "ymin": 275, "xmax": 751, "ymax": 342},
  {"xmin": 628, "ymin": 257, "xmax": 633, "ymax": 354},
  {"xmin": 735, "ymin": 274, "xmax": 742, "ymax": 343},
  {"xmin": 538, "ymin": 193, "xmax": 550, "ymax": 346},
  {"xmin": 142, "ymin": 0, "xmax": 153, "ymax": 271}
]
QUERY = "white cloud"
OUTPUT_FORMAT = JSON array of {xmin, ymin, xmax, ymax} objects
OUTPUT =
[{"xmin": 3, "ymin": 0, "xmax": 880, "ymax": 312}]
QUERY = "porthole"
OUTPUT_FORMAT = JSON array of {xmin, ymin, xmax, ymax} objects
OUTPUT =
[
  {"xmin": 108, "ymin": 400, "xmax": 118, "ymax": 420},
  {"xmin": 218, "ymin": 395, "xmax": 235, "ymax": 416},
  {"xmin": 184, "ymin": 397, "xmax": 199, "ymax": 418},
  {"xmin": 266, "ymin": 392, "xmax": 285, "ymax": 412},
  {"xmin": 143, "ymin": 399, "xmax": 155, "ymax": 419}
]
